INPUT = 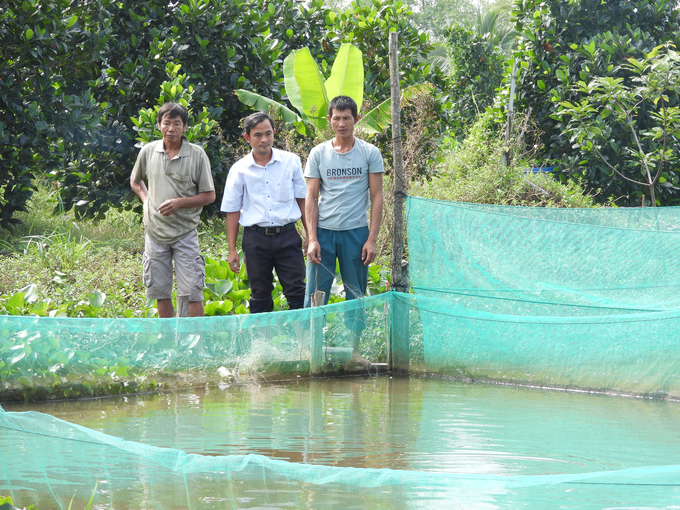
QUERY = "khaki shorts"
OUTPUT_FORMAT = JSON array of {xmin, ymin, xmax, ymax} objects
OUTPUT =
[{"xmin": 142, "ymin": 229, "xmax": 205, "ymax": 302}]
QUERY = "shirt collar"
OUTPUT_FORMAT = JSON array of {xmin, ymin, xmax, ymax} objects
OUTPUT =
[
  {"xmin": 154, "ymin": 135, "xmax": 190, "ymax": 156},
  {"xmin": 246, "ymin": 147, "xmax": 281, "ymax": 167}
]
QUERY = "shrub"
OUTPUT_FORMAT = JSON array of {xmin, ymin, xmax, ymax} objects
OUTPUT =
[{"xmin": 509, "ymin": 0, "xmax": 680, "ymax": 205}]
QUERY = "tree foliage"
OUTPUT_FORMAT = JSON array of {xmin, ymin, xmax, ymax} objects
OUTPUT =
[
  {"xmin": 555, "ymin": 45, "xmax": 680, "ymax": 206},
  {"xmin": 1, "ymin": 0, "xmax": 448, "ymax": 229},
  {"xmin": 445, "ymin": 24, "xmax": 507, "ymax": 137},
  {"xmin": 510, "ymin": 0, "xmax": 680, "ymax": 205}
]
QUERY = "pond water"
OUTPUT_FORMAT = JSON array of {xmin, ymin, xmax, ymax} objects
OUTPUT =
[{"xmin": 4, "ymin": 377, "xmax": 680, "ymax": 509}]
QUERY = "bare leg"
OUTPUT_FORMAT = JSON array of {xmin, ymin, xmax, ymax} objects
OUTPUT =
[
  {"xmin": 189, "ymin": 300, "xmax": 204, "ymax": 317},
  {"xmin": 157, "ymin": 299, "xmax": 174, "ymax": 318}
]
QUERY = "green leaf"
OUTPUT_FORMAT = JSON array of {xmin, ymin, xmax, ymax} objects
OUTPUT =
[
  {"xmin": 285, "ymin": 47, "xmax": 329, "ymax": 128},
  {"xmin": 17, "ymin": 376, "xmax": 34, "ymax": 388},
  {"xmin": 66, "ymin": 15, "xmax": 78, "ymax": 28},
  {"xmin": 537, "ymin": 80, "xmax": 545, "ymax": 90},
  {"xmin": 356, "ymin": 83, "xmax": 432, "ymax": 134},
  {"xmin": 324, "ymin": 43, "xmax": 364, "ymax": 111},
  {"xmin": 235, "ymin": 90, "xmax": 302, "ymax": 124},
  {"xmin": 25, "ymin": 29, "xmax": 34, "ymax": 41},
  {"xmin": 227, "ymin": 289, "xmax": 250, "ymax": 301},
  {"xmin": 88, "ymin": 290, "xmax": 106, "ymax": 308}
]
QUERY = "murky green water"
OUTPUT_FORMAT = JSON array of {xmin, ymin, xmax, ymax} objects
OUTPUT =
[{"xmin": 5, "ymin": 377, "xmax": 680, "ymax": 509}]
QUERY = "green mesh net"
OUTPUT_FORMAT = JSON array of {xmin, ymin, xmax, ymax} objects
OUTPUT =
[
  {"xmin": 3, "ymin": 196, "xmax": 680, "ymax": 508},
  {"xmin": 405, "ymin": 196, "xmax": 680, "ymax": 397}
]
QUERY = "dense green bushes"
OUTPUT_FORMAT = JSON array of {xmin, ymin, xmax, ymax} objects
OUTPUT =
[
  {"xmin": 0, "ymin": 0, "xmax": 451, "ymax": 231},
  {"xmin": 510, "ymin": 0, "xmax": 680, "ymax": 205}
]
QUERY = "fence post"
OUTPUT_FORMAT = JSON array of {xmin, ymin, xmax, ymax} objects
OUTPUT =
[
  {"xmin": 310, "ymin": 290, "xmax": 325, "ymax": 376},
  {"xmin": 388, "ymin": 31, "xmax": 410, "ymax": 373},
  {"xmin": 177, "ymin": 294, "xmax": 189, "ymax": 317}
]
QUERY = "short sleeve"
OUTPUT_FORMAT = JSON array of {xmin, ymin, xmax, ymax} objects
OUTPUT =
[
  {"xmin": 195, "ymin": 150, "xmax": 215, "ymax": 193},
  {"xmin": 367, "ymin": 144, "xmax": 384, "ymax": 174},
  {"xmin": 291, "ymin": 155, "xmax": 307, "ymax": 199},
  {"xmin": 304, "ymin": 146, "xmax": 322, "ymax": 179},
  {"xmin": 220, "ymin": 163, "xmax": 244, "ymax": 213},
  {"xmin": 130, "ymin": 145, "xmax": 149, "ymax": 183}
]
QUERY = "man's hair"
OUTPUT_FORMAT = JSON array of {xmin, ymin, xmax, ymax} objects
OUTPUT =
[
  {"xmin": 328, "ymin": 96, "xmax": 358, "ymax": 118},
  {"xmin": 157, "ymin": 102, "xmax": 188, "ymax": 126},
  {"xmin": 243, "ymin": 112, "xmax": 275, "ymax": 135}
]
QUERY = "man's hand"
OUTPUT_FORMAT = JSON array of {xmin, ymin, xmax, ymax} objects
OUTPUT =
[
  {"xmin": 361, "ymin": 239, "xmax": 377, "ymax": 266},
  {"xmin": 303, "ymin": 235, "xmax": 309, "ymax": 257},
  {"xmin": 228, "ymin": 250, "xmax": 240, "ymax": 273},
  {"xmin": 157, "ymin": 198, "xmax": 183, "ymax": 216},
  {"xmin": 307, "ymin": 239, "xmax": 321, "ymax": 264}
]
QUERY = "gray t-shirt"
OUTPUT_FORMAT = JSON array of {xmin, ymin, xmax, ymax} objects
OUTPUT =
[{"xmin": 304, "ymin": 138, "xmax": 384, "ymax": 231}]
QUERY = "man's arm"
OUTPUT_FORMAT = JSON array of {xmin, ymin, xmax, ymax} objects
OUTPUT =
[
  {"xmin": 305, "ymin": 178, "xmax": 321, "ymax": 264},
  {"xmin": 225, "ymin": 211, "xmax": 241, "ymax": 273},
  {"xmin": 295, "ymin": 197, "xmax": 309, "ymax": 254},
  {"xmin": 130, "ymin": 175, "xmax": 148, "ymax": 203},
  {"xmin": 157, "ymin": 190, "xmax": 216, "ymax": 216},
  {"xmin": 361, "ymin": 173, "xmax": 383, "ymax": 266}
]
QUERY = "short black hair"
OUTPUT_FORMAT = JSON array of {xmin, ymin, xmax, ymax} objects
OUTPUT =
[
  {"xmin": 244, "ymin": 112, "xmax": 275, "ymax": 135},
  {"xmin": 157, "ymin": 102, "xmax": 188, "ymax": 126},
  {"xmin": 328, "ymin": 96, "xmax": 358, "ymax": 118}
]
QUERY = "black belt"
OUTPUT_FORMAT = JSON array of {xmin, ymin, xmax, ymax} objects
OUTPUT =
[{"xmin": 246, "ymin": 222, "xmax": 296, "ymax": 235}]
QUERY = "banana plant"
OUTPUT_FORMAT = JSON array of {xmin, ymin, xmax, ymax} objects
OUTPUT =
[
  {"xmin": 236, "ymin": 43, "xmax": 431, "ymax": 136},
  {"xmin": 236, "ymin": 43, "xmax": 364, "ymax": 134}
]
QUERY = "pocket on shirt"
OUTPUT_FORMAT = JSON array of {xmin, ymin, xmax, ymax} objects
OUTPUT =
[
  {"xmin": 167, "ymin": 173, "xmax": 195, "ymax": 196},
  {"xmin": 275, "ymin": 181, "xmax": 293, "ymax": 203}
]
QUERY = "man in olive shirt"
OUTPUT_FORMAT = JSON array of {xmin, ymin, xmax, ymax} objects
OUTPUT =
[{"xmin": 130, "ymin": 102, "xmax": 215, "ymax": 318}]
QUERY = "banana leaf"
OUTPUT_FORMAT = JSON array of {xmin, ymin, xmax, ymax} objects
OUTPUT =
[
  {"xmin": 356, "ymin": 83, "xmax": 433, "ymax": 134},
  {"xmin": 325, "ymin": 43, "xmax": 364, "ymax": 110},
  {"xmin": 235, "ymin": 89, "xmax": 302, "ymax": 124},
  {"xmin": 285, "ymin": 48, "xmax": 328, "ymax": 129}
]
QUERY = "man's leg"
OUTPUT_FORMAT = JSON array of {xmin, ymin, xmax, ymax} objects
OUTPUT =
[
  {"xmin": 143, "ymin": 233, "xmax": 175, "ymax": 318},
  {"xmin": 157, "ymin": 299, "xmax": 174, "ymax": 318},
  {"xmin": 273, "ymin": 229, "xmax": 306, "ymax": 310},
  {"xmin": 304, "ymin": 227, "xmax": 337, "ymax": 308},
  {"xmin": 242, "ymin": 229, "xmax": 275, "ymax": 313},
  {"xmin": 173, "ymin": 230, "xmax": 205, "ymax": 317},
  {"xmin": 336, "ymin": 227, "xmax": 370, "ymax": 353}
]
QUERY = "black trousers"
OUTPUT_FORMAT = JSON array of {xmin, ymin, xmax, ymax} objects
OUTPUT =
[{"xmin": 242, "ymin": 227, "xmax": 306, "ymax": 313}]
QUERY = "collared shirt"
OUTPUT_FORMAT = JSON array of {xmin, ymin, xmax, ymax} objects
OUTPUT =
[
  {"xmin": 131, "ymin": 136, "xmax": 214, "ymax": 245},
  {"xmin": 221, "ymin": 147, "xmax": 306, "ymax": 227}
]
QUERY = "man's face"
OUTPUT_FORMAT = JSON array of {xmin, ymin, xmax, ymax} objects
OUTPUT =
[
  {"xmin": 328, "ymin": 108, "xmax": 358, "ymax": 139},
  {"xmin": 158, "ymin": 114, "xmax": 186, "ymax": 146},
  {"xmin": 244, "ymin": 119, "xmax": 275, "ymax": 157}
]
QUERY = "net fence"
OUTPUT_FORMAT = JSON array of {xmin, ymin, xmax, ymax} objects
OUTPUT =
[{"xmin": 3, "ymin": 196, "xmax": 680, "ymax": 508}]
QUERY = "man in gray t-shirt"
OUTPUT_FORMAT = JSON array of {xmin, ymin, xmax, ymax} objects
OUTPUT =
[{"xmin": 304, "ymin": 96, "xmax": 384, "ymax": 362}]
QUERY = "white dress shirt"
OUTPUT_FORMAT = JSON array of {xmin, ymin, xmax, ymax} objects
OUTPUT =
[{"xmin": 220, "ymin": 148, "xmax": 307, "ymax": 227}]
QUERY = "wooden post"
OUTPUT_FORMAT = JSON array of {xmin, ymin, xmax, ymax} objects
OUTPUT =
[
  {"xmin": 389, "ymin": 31, "xmax": 405, "ymax": 294},
  {"xmin": 502, "ymin": 60, "xmax": 518, "ymax": 168},
  {"xmin": 309, "ymin": 290, "xmax": 325, "ymax": 376},
  {"xmin": 176, "ymin": 294, "xmax": 189, "ymax": 317},
  {"xmin": 388, "ymin": 31, "xmax": 410, "ymax": 373},
  {"xmin": 175, "ymin": 293, "xmax": 189, "ymax": 347}
]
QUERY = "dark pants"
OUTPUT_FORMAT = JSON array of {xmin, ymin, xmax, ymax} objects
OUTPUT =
[{"xmin": 242, "ymin": 227, "xmax": 306, "ymax": 314}]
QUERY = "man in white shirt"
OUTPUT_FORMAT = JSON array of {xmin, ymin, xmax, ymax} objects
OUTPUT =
[{"xmin": 221, "ymin": 112, "xmax": 308, "ymax": 313}]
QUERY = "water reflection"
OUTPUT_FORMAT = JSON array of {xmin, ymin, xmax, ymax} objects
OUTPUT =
[{"xmin": 4, "ymin": 378, "xmax": 680, "ymax": 509}]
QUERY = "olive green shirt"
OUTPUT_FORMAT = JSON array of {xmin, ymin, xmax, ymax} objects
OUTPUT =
[{"xmin": 131, "ymin": 136, "xmax": 214, "ymax": 245}]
